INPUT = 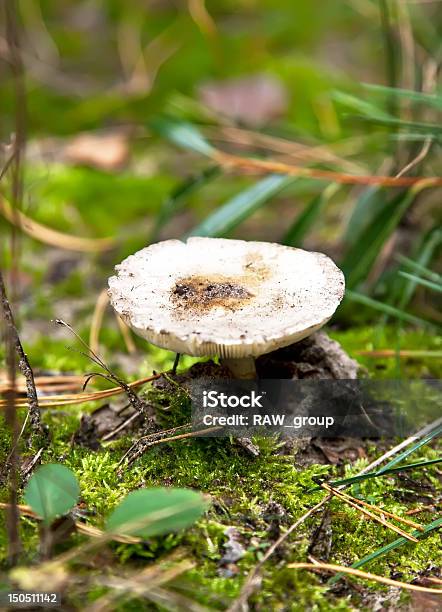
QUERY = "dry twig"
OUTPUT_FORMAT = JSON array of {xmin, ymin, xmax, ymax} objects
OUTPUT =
[{"xmin": 0, "ymin": 270, "xmax": 43, "ymax": 437}]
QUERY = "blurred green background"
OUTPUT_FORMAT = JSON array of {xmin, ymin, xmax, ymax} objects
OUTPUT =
[{"xmin": 0, "ymin": 0, "xmax": 440, "ymax": 374}]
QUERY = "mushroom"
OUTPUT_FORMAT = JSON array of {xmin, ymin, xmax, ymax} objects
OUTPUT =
[{"xmin": 108, "ymin": 238, "xmax": 345, "ymax": 379}]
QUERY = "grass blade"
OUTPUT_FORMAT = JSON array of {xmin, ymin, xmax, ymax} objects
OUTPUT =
[
  {"xmin": 343, "ymin": 186, "xmax": 387, "ymax": 249},
  {"xmin": 283, "ymin": 183, "xmax": 338, "ymax": 247},
  {"xmin": 328, "ymin": 518, "xmax": 442, "ymax": 584},
  {"xmin": 333, "ymin": 91, "xmax": 392, "ymax": 121},
  {"xmin": 328, "ymin": 518, "xmax": 442, "ymax": 585},
  {"xmin": 150, "ymin": 166, "xmax": 220, "ymax": 241},
  {"xmin": 187, "ymin": 175, "xmax": 295, "ymax": 237},
  {"xmin": 341, "ymin": 185, "xmax": 429, "ymax": 288},
  {"xmin": 395, "ymin": 228, "xmax": 442, "ymax": 308},
  {"xmin": 398, "ymin": 271, "xmax": 442, "ymax": 293},
  {"xmin": 352, "ymin": 115, "xmax": 442, "ymax": 135},
  {"xmin": 325, "ymin": 421, "xmax": 442, "ymax": 583},
  {"xmin": 363, "ymin": 83, "xmax": 442, "ymax": 110},
  {"xmin": 307, "ymin": 458, "xmax": 442, "ymax": 492},
  {"xmin": 397, "ymin": 254, "xmax": 442, "ymax": 283},
  {"xmin": 151, "ymin": 117, "xmax": 215, "ymax": 156},
  {"xmin": 376, "ymin": 423, "xmax": 442, "ymax": 474},
  {"xmin": 345, "ymin": 290, "xmax": 434, "ymax": 328}
]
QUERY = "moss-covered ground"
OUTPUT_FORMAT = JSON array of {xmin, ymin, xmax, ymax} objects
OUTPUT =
[{"xmin": 0, "ymin": 327, "xmax": 440, "ymax": 611}]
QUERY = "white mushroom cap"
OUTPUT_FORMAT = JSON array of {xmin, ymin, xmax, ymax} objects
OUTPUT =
[{"xmin": 108, "ymin": 238, "xmax": 345, "ymax": 359}]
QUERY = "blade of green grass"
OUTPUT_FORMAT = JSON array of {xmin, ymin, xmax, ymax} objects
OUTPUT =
[
  {"xmin": 396, "ymin": 254, "xmax": 442, "ymax": 283},
  {"xmin": 326, "ymin": 419, "xmax": 442, "ymax": 584},
  {"xmin": 150, "ymin": 117, "xmax": 216, "ymax": 156},
  {"xmin": 363, "ymin": 83, "xmax": 442, "ymax": 110},
  {"xmin": 344, "ymin": 186, "xmax": 387, "ymax": 249},
  {"xmin": 398, "ymin": 271, "xmax": 442, "ymax": 293},
  {"xmin": 283, "ymin": 183, "xmax": 339, "ymax": 247},
  {"xmin": 150, "ymin": 165, "xmax": 220, "ymax": 241},
  {"xmin": 345, "ymin": 290, "xmax": 435, "ymax": 328},
  {"xmin": 352, "ymin": 115, "xmax": 442, "ymax": 135},
  {"xmin": 187, "ymin": 175, "xmax": 295, "ymax": 238},
  {"xmin": 379, "ymin": 0, "xmax": 398, "ymax": 117},
  {"xmin": 341, "ymin": 186, "xmax": 428, "ymax": 288},
  {"xmin": 377, "ymin": 423, "xmax": 442, "ymax": 474},
  {"xmin": 332, "ymin": 91, "xmax": 393, "ymax": 121},
  {"xmin": 394, "ymin": 228, "xmax": 442, "ymax": 309},
  {"xmin": 307, "ymin": 457, "xmax": 442, "ymax": 492}
]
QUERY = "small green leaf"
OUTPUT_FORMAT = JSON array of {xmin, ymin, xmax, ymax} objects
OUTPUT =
[
  {"xmin": 106, "ymin": 488, "xmax": 209, "ymax": 538},
  {"xmin": 151, "ymin": 117, "xmax": 215, "ymax": 156},
  {"xmin": 24, "ymin": 464, "xmax": 80, "ymax": 525},
  {"xmin": 188, "ymin": 175, "xmax": 294, "ymax": 237}
]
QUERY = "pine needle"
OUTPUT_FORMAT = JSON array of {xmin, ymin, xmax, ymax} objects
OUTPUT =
[
  {"xmin": 287, "ymin": 562, "xmax": 442, "ymax": 594},
  {"xmin": 321, "ymin": 483, "xmax": 423, "ymax": 538}
]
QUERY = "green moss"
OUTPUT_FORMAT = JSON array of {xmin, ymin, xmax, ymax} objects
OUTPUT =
[
  {"xmin": 330, "ymin": 325, "xmax": 442, "ymax": 378},
  {"xmin": 1, "ymin": 325, "xmax": 440, "ymax": 608}
]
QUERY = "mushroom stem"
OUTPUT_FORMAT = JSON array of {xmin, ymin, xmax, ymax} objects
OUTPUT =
[{"xmin": 221, "ymin": 357, "xmax": 257, "ymax": 379}]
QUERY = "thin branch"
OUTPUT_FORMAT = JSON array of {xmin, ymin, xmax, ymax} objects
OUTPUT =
[
  {"xmin": 0, "ymin": 270, "xmax": 43, "ymax": 438},
  {"xmin": 54, "ymin": 319, "xmax": 151, "ymax": 419}
]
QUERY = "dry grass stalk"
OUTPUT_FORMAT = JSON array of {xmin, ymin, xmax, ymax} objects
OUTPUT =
[{"xmin": 0, "ymin": 195, "xmax": 115, "ymax": 252}]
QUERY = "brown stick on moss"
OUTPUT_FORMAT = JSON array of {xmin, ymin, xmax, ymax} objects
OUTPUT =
[{"xmin": 0, "ymin": 270, "xmax": 44, "ymax": 438}]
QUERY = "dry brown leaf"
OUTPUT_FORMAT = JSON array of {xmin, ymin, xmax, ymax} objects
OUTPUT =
[
  {"xmin": 63, "ymin": 131, "xmax": 130, "ymax": 172},
  {"xmin": 199, "ymin": 74, "xmax": 288, "ymax": 126}
]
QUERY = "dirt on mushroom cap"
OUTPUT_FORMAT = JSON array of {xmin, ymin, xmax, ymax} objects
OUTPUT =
[{"xmin": 172, "ymin": 275, "xmax": 254, "ymax": 313}]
